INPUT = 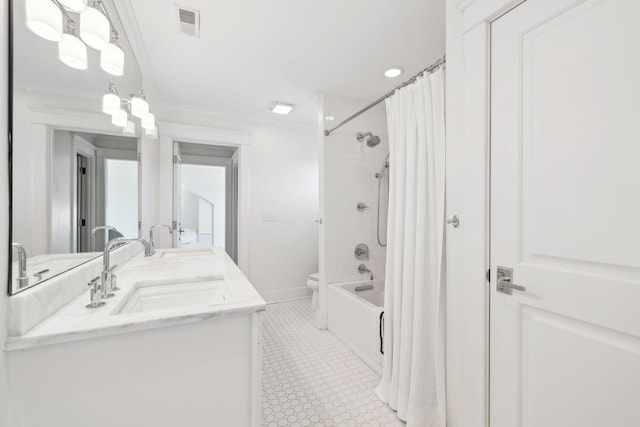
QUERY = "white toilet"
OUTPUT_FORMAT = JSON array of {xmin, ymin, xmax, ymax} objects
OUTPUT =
[{"xmin": 306, "ymin": 273, "xmax": 319, "ymax": 310}]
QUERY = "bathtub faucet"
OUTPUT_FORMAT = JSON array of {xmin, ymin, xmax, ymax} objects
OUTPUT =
[{"xmin": 358, "ymin": 264, "xmax": 374, "ymax": 281}]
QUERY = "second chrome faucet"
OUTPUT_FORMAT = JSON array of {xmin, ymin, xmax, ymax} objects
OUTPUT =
[{"xmin": 100, "ymin": 237, "xmax": 152, "ymax": 299}]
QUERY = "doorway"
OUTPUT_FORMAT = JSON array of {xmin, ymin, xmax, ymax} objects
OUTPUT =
[
  {"xmin": 173, "ymin": 141, "xmax": 239, "ymax": 262},
  {"xmin": 49, "ymin": 130, "xmax": 139, "ymax": 254}
]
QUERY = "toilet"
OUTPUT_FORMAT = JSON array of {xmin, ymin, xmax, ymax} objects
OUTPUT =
[{"xmin": 306, "ymin": 273, "xmax": 319, "ymax": 310}]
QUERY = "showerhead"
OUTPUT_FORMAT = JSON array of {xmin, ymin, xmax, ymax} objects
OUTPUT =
[
  {"xmin": 356, "ymin": 132, "xmax": 381, "ymax": 148},
  {"xmin": 367, "ymin": 135, "xmax": 381, "ymax": 147}
]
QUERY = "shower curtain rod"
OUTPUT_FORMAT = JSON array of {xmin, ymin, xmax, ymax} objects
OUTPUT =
[{"xmin": 323, "ymin": 55, "xmax": 446, "ymax": 137}]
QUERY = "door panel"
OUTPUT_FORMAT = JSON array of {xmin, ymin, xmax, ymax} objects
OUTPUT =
[{"xmin": 490, "ymin": 0, "xmax": 640, "ymax": 426}]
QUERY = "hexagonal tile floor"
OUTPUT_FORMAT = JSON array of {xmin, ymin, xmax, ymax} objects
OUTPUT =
[{"xmin": 262, "ymin": 299, "xmax": 404, "ymax": 427}]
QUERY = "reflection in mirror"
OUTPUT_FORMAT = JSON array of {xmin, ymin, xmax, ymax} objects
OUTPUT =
[
  {"xmin": 50, "ymin": 131, "xmax": 139, "ymax": 252},
  {"xmin": 10, "ymin": 0, "xmax": 143, "ymax": 295}
]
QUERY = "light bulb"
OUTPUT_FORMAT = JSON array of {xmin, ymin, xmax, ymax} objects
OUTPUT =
[
  {"xmin": 145, "ymin": 126, "xmax": 158, "ymax": 140},
  {"xmin": 100, "ymin": 42, "xmax": 124, "ymax": 76},
  {"xmin": 384, "ymin": 67, "xmax": 404, "ymax": 78},
  {"xmin": 58, "ymin": 34, "xmax": 87, "ymax": 70},
  {"xmin": 58, "ymin": 0, "xmax": 87, "ymax": 12},
  {"xmin": 80, "ymin": 6, "xmax": 110, "ymax": 50},
  {"xmin": 111, "ymin": 109, "xmax": 127, "ymax": 127},
  {"xmin": 141, "ymin": 113, "xmax": 155, "ymax": 130},
  {"xmin": 131, "ymin": 95, "xmax": 149, "ymax": 118},
  {"xmin": 123, "ymin": 120, "xmax": 136, "ymax": 136},
  {"xmin": 26, "ymin": 0, "xmax": 63, "ymax": 42},
  {"xmin": 102, "ymin": 92, "xmax": 120, "ymax": 115}
]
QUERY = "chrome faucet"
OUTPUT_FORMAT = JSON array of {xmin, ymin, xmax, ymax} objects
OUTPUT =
[
  {"xmin": 102, "ymin": 238, "xmax": 152, "ymax": 297},
  {"xmin": 358, "ymin": 264, "xmax": 374, "ymax": 281},
  {"xmin": 11, "ymin": 242, "xmax": 29, "ymax": 289},
  {"xmin": 149, "ymin": 224, "xmax": 172, "ymax": 255},
  {"xmin": 92, "ymin": 225, "xmax": 117, "ymax": 235},
  {"xmin": 92, "ymin": 225, "xmax": 118, "ymax": 251}
]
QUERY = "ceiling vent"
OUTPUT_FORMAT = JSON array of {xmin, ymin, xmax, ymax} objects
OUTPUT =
[{"xmin": 175, "ymin": 5, "xmax": 200, "ymax": 38}]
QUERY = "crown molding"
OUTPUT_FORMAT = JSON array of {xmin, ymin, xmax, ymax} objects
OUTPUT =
[{"xmin": 157, "ymin": 120, "xmax": 252, "ymax": 146}]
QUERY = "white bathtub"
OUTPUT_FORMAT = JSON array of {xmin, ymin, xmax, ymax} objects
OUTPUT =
[{"xmin": 328, "ymin": 280, "xmax": 385, "ymax": 375}]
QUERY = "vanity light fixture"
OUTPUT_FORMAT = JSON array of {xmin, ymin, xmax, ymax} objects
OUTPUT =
[
  {"xmin": 141, "ymin": 113, "xmax": 156, "ymax": 131},
  {"xmin": 384, "ymin": 67, "xmax": 404, "ymax": 78},
  {"xmin": 57, "ymin": 0, "xmax": 87, "ymax": 12},
  {"xmin": 103, "ymin": 84, "xmax": 156, "ymax": 137},
  {"xmin": 271, "ymin": 102, "xmax": 294, "ymax": 115},
  {"xmin": 26, "ymin": 0, "xmax": 64, "ymax": 42},
  {"xmin": 26, "ymin": 0, "xmax": 125, "ymax": 75},
  {"xmin": 58, "ymin": 19, "xmax": 87, "ymax": 70},
  {"xmin": 325, "ymin": 114, "xmax": 335, "ymax": 121},
  {"xmin": 79, "ymin": 1, "xmax": 110, "ymax": 50},
  {"xmin": 100, "ymin": 31, "xmax": 124, "ymax": 76},
  {"xmin": 102, "ymin": 84, "xmax": 120, "ymax": 114},
  {"xmin": 111, "ymin": 108, "xmax": 127, "ymax": 127},
  {"xmin": 145, "ymin": 126, "xmax": 158, "ymax": 139},
  {"xmin": 131, "ymin": 91, "xmax": 150, "ymax": 118}
]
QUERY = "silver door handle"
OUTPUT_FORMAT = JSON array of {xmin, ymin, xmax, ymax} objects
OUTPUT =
[
  {"xmin": 496, "ymin": 266, "xmax": 526, "ymax": 295},
  {"xmin": 498, "ymin": 278, "xmax": 526, "ymax": 292},
  {"xmin": 447, "ymin": 215, "xmax": 460, "ymax": 228}
]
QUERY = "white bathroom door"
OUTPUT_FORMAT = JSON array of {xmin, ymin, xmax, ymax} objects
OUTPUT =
[{"xmin": 490, "ymin": 0, "xmax": 640, "ymax": 426}]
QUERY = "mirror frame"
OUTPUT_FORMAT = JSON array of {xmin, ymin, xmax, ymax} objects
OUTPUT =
[{"xmin": 7, "ymin": 0, "xmax": 14, "ymax": 296}]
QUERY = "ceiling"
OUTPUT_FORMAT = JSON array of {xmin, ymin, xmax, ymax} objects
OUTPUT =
[{"xmin": 127, "ymin": 0, "xmax": 445, "ymax": 125}]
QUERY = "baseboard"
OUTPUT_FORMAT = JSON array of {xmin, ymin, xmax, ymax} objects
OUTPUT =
[{"xmin": 260, "ymin": 287, "xmax": 312, "ymax": 304}]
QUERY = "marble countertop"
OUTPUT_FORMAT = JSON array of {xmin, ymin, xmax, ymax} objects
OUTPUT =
[{"xmin": 5, "ymin": 247, "xmax": 266, "ymax": 351}]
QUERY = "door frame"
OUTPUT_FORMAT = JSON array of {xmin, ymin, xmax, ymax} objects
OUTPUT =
[
  {"xmin": 447, "ymin": 1, "xmax": 528, "ymax": 426},
  {"xmin": 172, "ymin": 147, "xmax": 236, "ymax": 257},
  {"xmin": 157, "ymin": 122, "xmax": 250, "ymax": 274}
]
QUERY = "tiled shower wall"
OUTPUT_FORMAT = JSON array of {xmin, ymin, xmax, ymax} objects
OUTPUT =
[{"xmin": 323, "ymin": 94, "xmax": 389, "ymax": 284}]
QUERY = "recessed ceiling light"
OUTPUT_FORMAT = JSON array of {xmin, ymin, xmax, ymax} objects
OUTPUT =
[
  {"xmin": 271, "ymin": 102, "xmax": 294, "ymax": 115},
  {"xmin": 384, "ymin": 67, "xmax": 404, "ymax": 78}
]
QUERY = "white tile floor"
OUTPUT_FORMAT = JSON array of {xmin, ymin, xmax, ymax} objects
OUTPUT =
[{"xmin": 261, "ymin": 299, "xmax": 404, "ymax": 427}]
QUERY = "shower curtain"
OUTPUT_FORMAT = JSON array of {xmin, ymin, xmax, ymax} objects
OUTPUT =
[{"xmin": 375, "ymin": 67, "xmax": 446, "ymax": 426}]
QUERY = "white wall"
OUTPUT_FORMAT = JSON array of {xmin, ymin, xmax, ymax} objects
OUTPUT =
[
  {"xmin": 322, "ymin": 94, "xmax": 388, "ymax": 284},
  {"xmin": 50, "ymin": 130, "xmax": 74, "ymax": 253},
  {"xmin": 316, "ymin": 93, "xmax": 389, "ymax": 328},
  {"xmin": 1, "ymin": 0, "xmax": 12, "ymax": 423},
  {"xmin": 11, "ymin": 91, "xmax": 48, "ymax": 256},
  {"xmin": 155, "ymin": 122, "xmax": 319, "ymax": 303},
  {"xmin": 245, "ymin": 125, "xmax": 319, "ymax": 302},
  {"xmin": 139, "ymin": 136, "xmax": 159, "ymax": 241},
  {"xmin": 105, "ymin": 159, "xmax": 139, "ymax": 238},
  {"xmin": 445, "ymin": 3, "xmax": 467, "ymax": 426}
]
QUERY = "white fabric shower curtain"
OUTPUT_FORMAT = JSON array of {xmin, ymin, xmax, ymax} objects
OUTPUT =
[{"xmin": 375, "ymin": 68, "xmax": 446, "ymax": 427}]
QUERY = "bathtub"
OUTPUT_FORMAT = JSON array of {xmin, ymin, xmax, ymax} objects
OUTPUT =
[{"xmin": 328, "ymin": 280, "xmax": 385, "ymax": 375}]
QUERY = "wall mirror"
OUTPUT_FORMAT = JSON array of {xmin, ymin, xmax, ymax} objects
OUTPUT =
[{"xmin": 9, "ymin": 0, "xmax": 144, "ymax": 295}]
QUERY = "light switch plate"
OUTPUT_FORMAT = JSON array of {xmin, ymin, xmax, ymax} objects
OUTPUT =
[{"xmin": 263, "ymin": 211, "xmax": 277, "ymax": 222}]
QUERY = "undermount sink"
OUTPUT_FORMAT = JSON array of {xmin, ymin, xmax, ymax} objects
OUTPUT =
[
  {"xmin": 113, "ymin": 276, "xmax": 229, "ymax": 315},
  {"xmin": 157, "ymin": 248, "xmax": 215, "ymax": 258}
]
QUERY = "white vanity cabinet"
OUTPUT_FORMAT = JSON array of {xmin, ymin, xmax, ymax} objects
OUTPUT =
[
  {"xmin": 5, "ymin": 247, "xmax": 264, "ymax": 427},
  {"xmin": 8, "ymin": 313, "xmax": 261, "ymax": 427}
]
